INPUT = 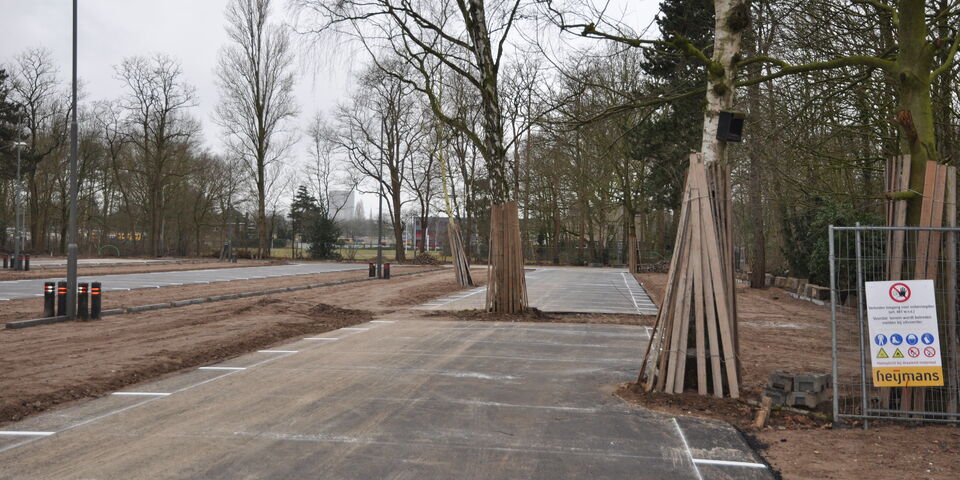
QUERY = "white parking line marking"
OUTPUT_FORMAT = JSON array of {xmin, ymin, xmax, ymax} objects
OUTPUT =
[
  {"xmin": 112, "ymin": 392, "xmax": 171, "ymax": 397},
  {"xmin": 370, "ymin": 320, "xmax": 396, "ymax": 324},
  {"xmin": 340, "ymin": 328, "xmax": 370, "ymax": 331},
  {"xmin": 692, "ymin": 459, "xmax": 767, "ymax": 469},
  {"xmin": 673, "ymin": 418, "xmax": 704, "ymax": 480},
  {"xmin": 304, "ymin": 337, "xmax": 338, "ymax": 341},
  {"xmin": 198, "ymin": 367, "xmax": 246, "ymax": 371},
  {"xmin": 0, "ymin": 431, "xmax": 55, "ymax": 436},
  {"xmin": 258, "ymin": 350, "xmax": 298, "ymax": 354}
]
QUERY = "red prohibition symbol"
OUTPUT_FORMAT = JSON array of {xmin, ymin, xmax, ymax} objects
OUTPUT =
[
  {"xmin": 889, "ymin": 282, "xmax": 911, "ymax": 303},
  {"xmin": 924, "ymin": 347, "xmax": 936, "ymax": 358},
  {"xmin": 908, "ymin": 347, "xmax": 920, "ymax": 358}
]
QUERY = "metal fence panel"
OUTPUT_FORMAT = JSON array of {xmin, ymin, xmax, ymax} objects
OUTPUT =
[{"xmin": 830, "ymin": 225, "xmax": 960, "ymax": 427}]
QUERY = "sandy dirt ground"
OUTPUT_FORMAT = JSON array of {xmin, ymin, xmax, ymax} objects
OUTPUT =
[
  {"xmin": 0, "ymin": 267, "xmax": 464, "ymax": 426},
  {"xmin": 0, "ymin": 259, "xmax": 280, "ymax": 281},
  {"xmin": 0, "ymin": 266, "xmax": 435, "ymax": 324},
  {"xmin": 632, "ymin": 273, "xmax": 960, "ymax": 480}
]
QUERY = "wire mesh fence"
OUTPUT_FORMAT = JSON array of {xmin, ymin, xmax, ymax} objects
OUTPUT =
[{"xmin": 830, "ymin": 225, "xmax": 960, "ymax": 427}]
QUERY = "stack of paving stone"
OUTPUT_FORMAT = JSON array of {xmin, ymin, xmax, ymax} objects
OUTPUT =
[{"xmin": 763, "ymin": 370, "xmax": 832, "ymax": 408}]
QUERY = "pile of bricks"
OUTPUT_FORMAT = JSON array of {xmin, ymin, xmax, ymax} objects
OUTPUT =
[{"xmin": 763, "ymin": 370, "xmax": 832, "ymax": 408}]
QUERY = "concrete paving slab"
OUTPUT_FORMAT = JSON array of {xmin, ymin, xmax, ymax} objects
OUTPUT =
[
  {"xmin": 0, "ymin": 263, "xmax": 372, "ymax": 301},
  {"xmin": 0, "ymin": 320, "xmax": 769, "ymax": 479},
  {"xmin": 421, "ymin": 267, "xmax": 658, "ymax": 315}
]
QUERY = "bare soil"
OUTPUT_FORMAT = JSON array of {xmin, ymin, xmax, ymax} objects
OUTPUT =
[
  {"xmin": 0, "ymin": 268, "xmax": 455, "ymax": 426},
  {"xmin": 0, "ymin": 266, "xmax": 435, "ymax": 324},
  {"xmin": 626, "ymin": 273, "xmax": 960, "ymax": 480},
  {"xmin": 0, "ymin": 259, "xmax": 280, "ymax": 281}
]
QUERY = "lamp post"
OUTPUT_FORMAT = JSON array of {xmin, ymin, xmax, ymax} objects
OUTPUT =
[
  {"xmin": 376, "ymin": 121, "xmax": 384, "ymax": 279},
  {"xmin": 66, "ymin": 0, "xmax": 79, "ymax": 316},
  {"xmin": 11, "ymin": 141, "xmax": 27, "ymax": 270}
]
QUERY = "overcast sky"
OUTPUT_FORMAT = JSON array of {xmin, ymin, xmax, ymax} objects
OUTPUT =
[{"xmin": 0, "ymin": 0, "xmax": 659, "ymax": 211}]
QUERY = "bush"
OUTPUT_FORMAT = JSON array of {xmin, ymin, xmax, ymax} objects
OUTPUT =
[{"xmin": 780, "ymin": 195, "xmax": 881, "ymax": 286}]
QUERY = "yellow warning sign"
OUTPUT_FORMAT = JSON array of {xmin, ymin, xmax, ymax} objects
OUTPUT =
[
  {"xmin": 873, "ymin": 367, "xmax": 944, "ymax": 387},
  {"xmin": 893, "ymin": 348, "xmax": 904, "ymax": 359},
  {"xmin": 876, "ymin": 348, "xmax": 888, "ymax": 359}
]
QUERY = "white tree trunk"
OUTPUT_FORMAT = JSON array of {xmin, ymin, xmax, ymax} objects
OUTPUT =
[{"xmin": 700, "ymin": 0, "xmax": 747, "ymax": 165}]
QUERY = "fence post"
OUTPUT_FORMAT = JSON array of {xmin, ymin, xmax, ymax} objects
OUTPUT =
[
  {"xmin": 829, "ymin": 225, "xmax": 840, "ymax": 426},
  {"xmin": 854, "ymin": 223, "xmax": 869, "ymax": 429}
]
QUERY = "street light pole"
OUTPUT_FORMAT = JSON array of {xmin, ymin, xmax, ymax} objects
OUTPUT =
[
  {"xmin": 376, "ymin": 119, "xmax": 384, "ymax": 279},
  {"xmin": 12, "ymin": 141, "xmax": 26, "ymax": 270},
  {"xmin": 66, "ymin": 0, "xmax": 79, "ymax": 316}
]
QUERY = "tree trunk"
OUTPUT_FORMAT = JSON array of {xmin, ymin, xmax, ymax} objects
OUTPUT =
[
  {"xmin": 700, "ymin": 0, "xmax": 747, "ymax": 166},
  {"xmin": 896, "ymin": 0, "xmax": 941, "ymax": 226},
  {"xmin": 745, "ymin": 21, "xmax": 766, "ymax": 289},
  {"xmin": 257, "ymin": 164, "xmax": 267, "ymax": 259},
  {"xmin": 391, "ymin": 181, "xmax": 406, "ymax": 262},
  {"xmin": 465, "ymin": 0, "xmax": 526, "ymax": 313}
]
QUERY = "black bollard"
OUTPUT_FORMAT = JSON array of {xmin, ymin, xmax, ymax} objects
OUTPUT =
[
  {"xmin": 368, "ymin": 262, "xmax": 376, "ymax": 277},
  {"xmin": 383, "ymin": 263, "xmax": 391, "ymax": 279},
  {"xmin": 23, "ymin": 253, "xmax": 29, "ymax": 271},
  {"xmin": 77, "ymin": 283, "xmax": 89, "ymax": 320},
  {"xmin": 43, "ymin": 282, "xmax": 56, "ymax": 317},
  {"xmin": 91, "ymin": 282, "xmax": 102, "ymax": 320},
  {"xmin": 56, "ymin": 281, "xmax": 68, "ymax": 317}
]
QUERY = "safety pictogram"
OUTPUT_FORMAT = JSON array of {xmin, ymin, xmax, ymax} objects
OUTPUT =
[
  {"xmin": 894, "ymin": 348, "xmax": 905, "ymax": 359},
  {"xmin": 924, "ymin": 347, "xmax": 936, "ymax": 358},
  {"xmin": 877, "ymin": 348, "xmax": 889, "ymax": 359},
  {"xmin": 907, "ymin": 347, "xmax": 920, "ymax": 358},
  {"xmin": 889, "ymin": 282, "xmax": 911, "ymax": 302}
]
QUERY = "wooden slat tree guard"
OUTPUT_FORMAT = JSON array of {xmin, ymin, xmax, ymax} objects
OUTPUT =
[
  {"xmin": 639, "ymin": 153, "xmax": 741, "ymax": 398},
  {"xmin": 884, "ymin": 157, "xmax": 959, "ymax": 415},
  {"xmin": 486, "ymin": 200, "xmax": 527, "ymax": 313}
]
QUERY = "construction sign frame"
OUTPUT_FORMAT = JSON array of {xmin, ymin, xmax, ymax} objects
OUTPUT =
[{"xmin": 830, "ymin": 224, "xmax": 960, "ymax": 428}]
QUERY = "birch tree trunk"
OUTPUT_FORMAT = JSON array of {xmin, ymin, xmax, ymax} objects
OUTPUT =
[
  {"xmin": 463, "ymin": 0, "xmax": 527, "ymax": 313},
  {"xmin": 700, "ymin": 0, "xmax": 748, "ymax": 166}
]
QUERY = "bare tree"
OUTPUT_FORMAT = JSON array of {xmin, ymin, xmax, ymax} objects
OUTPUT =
[
  {"xmin": 306, "ymin": 112, "xmax": 355, "ymax": 220},
  {"xmin": 293, "ymin": 0, "xmax": 529, "ymax": 312},
  {"xmin": 332, "ymin": 63, "xmax": 426, "ymax": 262},
  {"xmin": 215, "ymin": 0, "xmax": 298, "ymax": 258},
  {"xmin": 115, "ymin": 54, "xmax": 197, "ymax": 257}
]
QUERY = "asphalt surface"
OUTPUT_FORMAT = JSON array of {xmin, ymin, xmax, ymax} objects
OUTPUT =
[
  {"xmin": 422, "ymin": 267, "xmax": 658, "ymax": 315},
  {"xmin": 0, "ymin": 263, "xmax": 368, "ymax": 301},
  {"xmin": 0, "ymin": 320, "xmax": 770, "ymax": 479},
  {"xmin": 26, "ymin": 258, "xmax": 166, "ymax": 266}
]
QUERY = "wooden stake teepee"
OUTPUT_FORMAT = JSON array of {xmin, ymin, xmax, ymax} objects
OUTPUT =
[
  {"xmin": 435, "ymin": 110, "xmax": 473, "ymax": 287},
  {"xmin": 639, "ymin": 153, "xmax": 740, "ymax": 398}
]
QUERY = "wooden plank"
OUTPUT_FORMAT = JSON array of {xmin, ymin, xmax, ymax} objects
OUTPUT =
[
  {"xmin": 692, "ymin": 196, "xmax": 708, "ymax": 395},
  {"xmin": 915, "ymin": 161, "xmax": 938, "ymax": 279},
  {"xmin": 946, "ymin": 166, "xmax": 958, "ymax": 414},
  {"xmin": 694, "ymin": 156, "xmax": 740, "ymax": 398},
  {"xmin": 753, "ymin": 396, "xmax": 774, "ymax": 428},
  {"xmin": 639, "ymin": 172, "xmax": 692, "ymax": 388},
  {"xmin": 699, "ymin": 192, "xmax": 724, "ymax": 397},
  {"xmin": 889, "ymin": 156, "xmax": 910, "ymax": 281},
  {"xmin": 924, "ymin": 164, "xmax": 947, "ymax": 279}
]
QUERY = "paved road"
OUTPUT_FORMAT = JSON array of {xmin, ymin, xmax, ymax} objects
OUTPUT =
[
  {"xmin": 27, "ymin": 258, "xmax": 167, "ymax": 266},
  {"xmin": 0, "ymin": 320, "xmax": 770, "ymax": 479},
  {"xmin": 422, "ymin": 267, "xmax": 658, "ymax": 315},
  {"xmin": 0, "ymin": 263, "xmax": 369, "ymax": 301}
]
